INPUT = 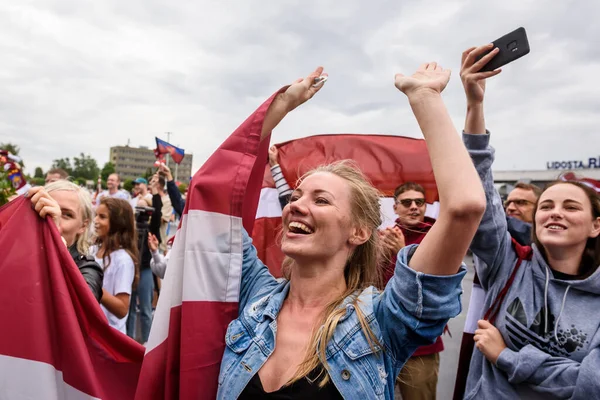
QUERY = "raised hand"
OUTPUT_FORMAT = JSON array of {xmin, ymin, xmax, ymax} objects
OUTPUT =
[
  {"xmin": 159, "ymin": 164, "xmax": 174, "ymax": 181},
  {"xmin": 460, "ymin": 45, "xmax": 502, "ymax": 105},
  {"xmin": 395, "ymin": 62, "xmax": 451, "ymax": 99},
  {"xmin": 268, "ymin": 145, "xmax": 279, "ymax": 167},
  {"xmin": 148, "ymin": 233, "xmax": 159, "ymax": 252},
  {"xmin": 281, "ymin": 66, "xmax": 327, "ymax": 112},
  {"xmin": 27, "ymin": 187, "xmax": 61, "ymax": 228},
  {"xmin": 261, "ymin": 66, "xmax": 327, "ymax": 140}
]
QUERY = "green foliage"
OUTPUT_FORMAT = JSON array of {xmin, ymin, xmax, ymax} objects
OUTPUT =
[
  {"xmin": 178, "ymin": 183, "xmax": 188, "ymax": 194},
  {"xmin": 30, "ymin": 177, "xmax": 45, "ymax": 186},
  {"xmin": 144, "ymin": 168, "xmax": 155, "ymax": 180},
  {"xmin": 123, "ymin": 179, "xmax": 134, "ymax": 193},
  {"xmin": 51, "ymin": 158, "xmax": 74, "ymax": 176},
  {"xmin": 0, "ymin": 169, "xmax": 16, "ymax": 206},
  {"xmin": 34, "ymin": 167, "xmax": 44, "ymax": 178},
  {"xmin": 101, "ymin": 162, "xmax": 115, "ymax": 181},
  {"xmin": 74, "ymin": 177, "xmax": 87, "ymax": 186},
  {"xmin": 73, "ymin": 153, "xmax": 99, "ymax": 180}
]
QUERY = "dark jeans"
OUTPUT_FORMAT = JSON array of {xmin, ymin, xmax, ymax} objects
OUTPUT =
[{"xmin": 126, "ymin": 268, "xmax": 154, "ymax": 343}]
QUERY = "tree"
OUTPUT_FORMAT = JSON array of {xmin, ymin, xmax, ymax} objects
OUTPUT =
[
  {"xmin": 101, "ymin": 162, "xmax": 115, "ymax": 181},
  {"xmin": 123, "ymin": 179, "xmax": 134, "ymax": 193},
  {"xmin": 73, "ymin": 153, "xmax": 99, "ymax": 181},
  {"xmin": 144, "ymin": 168, "xmax": 154, "ymax": 181},
  {"xmin": 74, "ymin": 177, "xmax": 87, "ymax": 186},
  {"xmin": 51, "ymin": 158, "xmax": 73, "ymax": 176},
  {"xmin": 30, "ymin": 177, "xmax": 45, "ymax": 186},
  {"xmin": 178, "ymin": 183, "xmax": 188, "ymax": 194},
  {"xmin": 34, "ymin": 167, "xmax": 44, "ymax": 178},
  {"xmin": 0, "ymin": 142, "xmax": 24, "ymax": 168},
  {"xmin": 0, "ymin": 169, "xmax": 16, "ymax": 205}
]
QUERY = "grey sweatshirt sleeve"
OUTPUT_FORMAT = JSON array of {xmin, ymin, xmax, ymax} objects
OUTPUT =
[
  {"xmin": 270, "ymin": 164, "xmax": 293, "ymax": 209},
  {"xmin": 463, "ymin": 132, "xmax": 517, "ymax": 291},
  {"xmin": 150, "ymin": 249, "xmax": 168, "ymax": 279},
  {"xmin": 496, "ymin": 344, "xmax": 600, "ymax": 399}
]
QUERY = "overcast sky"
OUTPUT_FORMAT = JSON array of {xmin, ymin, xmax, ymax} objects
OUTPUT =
[{"xmin": 1, "ymin": 0, "xmax": 598, "ymax": 177}]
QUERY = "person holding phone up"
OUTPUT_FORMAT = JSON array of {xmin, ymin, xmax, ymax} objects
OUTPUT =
[{"xmin": 460, "ymin": 43, "xmax": 600, "ymax": 400}]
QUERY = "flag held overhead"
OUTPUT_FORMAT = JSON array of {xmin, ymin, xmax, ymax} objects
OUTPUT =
[{"xmin": 155, "ymin": 137, "xmax": 186, "ymax": 165}]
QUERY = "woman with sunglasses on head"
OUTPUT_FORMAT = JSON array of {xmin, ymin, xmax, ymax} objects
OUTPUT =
[
  {"xmin": 215, "ymin": 63, "xmax": 486, "ymax": 399},
  {"xmin": 92, "ymin": 197, "xmax": 139, "ymax": 334},
  {"xmin": 460, "ymin": 44, "xmax": 600, "ymax": 399}
]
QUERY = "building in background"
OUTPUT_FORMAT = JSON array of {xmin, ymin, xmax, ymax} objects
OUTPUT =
[
  {"xmin": 110, "ymin": 145, "xmax": 193, "ymax": 182},
  {"xmin": 493, "ymin": 168, "xmax": 600, "ymax": 199}
]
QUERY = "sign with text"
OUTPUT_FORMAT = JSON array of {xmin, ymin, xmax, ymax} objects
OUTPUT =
[{"xmin": 547, "ymin": 156, "xmax": 600, "ymax": 170}]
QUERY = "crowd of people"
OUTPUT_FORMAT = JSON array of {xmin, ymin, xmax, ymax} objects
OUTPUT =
[
  {"xmin": 11, "ymin": 42, "xmax": 600, "ymax": 399},
  {"xmin": 27, "ymin": 164, "xmax": 184, "ymax": 344}
]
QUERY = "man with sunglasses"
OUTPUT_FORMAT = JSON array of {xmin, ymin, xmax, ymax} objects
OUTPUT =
[{"xmin": 381, "ymin": 182, "xmax": 442, "ymax": 400}]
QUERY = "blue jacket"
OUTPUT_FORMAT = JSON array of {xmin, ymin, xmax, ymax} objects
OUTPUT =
[{"xmin": 217, "ymin": 230, "xmax": 466, "ymax": 399}]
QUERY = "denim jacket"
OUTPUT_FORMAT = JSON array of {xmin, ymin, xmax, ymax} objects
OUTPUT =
[{"xmin": 217, "ymin": 230, "xmax": 466, "ymax": 399}]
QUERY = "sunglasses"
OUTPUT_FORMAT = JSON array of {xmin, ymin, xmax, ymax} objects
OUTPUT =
[
  {"xmin": 503, "ymin": 199, "xmax": 535, "ymax": 208},
  {"xmin": 397, "ymin": 198, "xmax": 426, "ymax": 207}
]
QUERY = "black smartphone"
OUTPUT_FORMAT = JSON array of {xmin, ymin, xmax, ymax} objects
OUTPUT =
[{"xmin": 480, "ymin": 27, "xmax": 530, "ymax": 72}]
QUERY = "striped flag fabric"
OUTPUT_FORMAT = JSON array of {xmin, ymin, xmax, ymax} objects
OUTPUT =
[
  {"xmin": 0, "ymin": 196, "xmax": 145, "ymax": 399},
  {"xmin": 559, "ymin": 171, "xmax": 600, "ymax": 193},
  {"xmin": 136, "ymin": 89, "xmax": 285, "ymax": 399},
  {"xmin": 253, "ymin": 134, "xmax": 440, "ymax": 277}
]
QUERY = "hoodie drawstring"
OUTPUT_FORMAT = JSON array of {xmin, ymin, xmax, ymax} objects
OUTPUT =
[
  {"xmin": 543, "ymin": 266, "xmax": 550, "ymax": 334},
  {"xmin": 554, "ymin": 285, "xmax": 571, "ymax": 343},
  {"xmin": 543, "ymin": 265, "xmax": 572, "ymax": 341}
]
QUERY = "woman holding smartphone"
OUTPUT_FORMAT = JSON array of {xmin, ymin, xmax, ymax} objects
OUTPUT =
[{"xmin": 460, "ymin": 44, "xmax": 600, "ymax": 399}]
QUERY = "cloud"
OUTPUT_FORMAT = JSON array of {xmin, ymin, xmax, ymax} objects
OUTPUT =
[{"xmin": 1, "ymin": 0, "xmax": 598, "ymax": 177}]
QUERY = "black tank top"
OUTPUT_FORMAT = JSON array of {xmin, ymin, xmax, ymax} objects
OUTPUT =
[{"xmin": 238, "ymin": 368, "xmax": 343, "ymax": 399}]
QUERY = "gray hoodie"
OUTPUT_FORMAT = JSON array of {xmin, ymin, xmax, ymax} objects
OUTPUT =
[{"xmin": 463, "ymin": 132, "xmax": 600, "ymax": 399}]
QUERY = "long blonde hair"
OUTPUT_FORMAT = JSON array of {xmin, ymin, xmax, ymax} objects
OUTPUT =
[
  {"xmin": 45, "ymin": 180, "xmax": 93, "ymax": 255},
  {"xmin": 283, "ymin": 160, "xmax": 384, "ymax": 386}
]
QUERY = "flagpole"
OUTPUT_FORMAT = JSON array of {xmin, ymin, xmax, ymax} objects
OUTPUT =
[{"xmin": 165, "ymin": 132, "xmax": 173, "ymax": 169}]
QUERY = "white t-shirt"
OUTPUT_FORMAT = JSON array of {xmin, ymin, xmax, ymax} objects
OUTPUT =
[
  {"xmin": 90, "ymin": 246, "xmax": 135, "ymax": 334},
  {"xmin": 97, "ymin": 189, "xmax": 131, "ymax": 204},
  {"xmin": 130, "ymin": 193, "xmax": 153, "ymax": 209}
]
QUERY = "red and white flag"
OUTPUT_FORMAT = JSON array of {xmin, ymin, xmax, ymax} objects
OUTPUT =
[
  {"xmin": 0, "ymin": 197, "xmax": 145, "ymax": 399},
  {"xmin": 135, "ymin": 89, "xmax": 285, "ymax": 399},
  {"xmin": 253, "ymin": 134, "xmax": 440, "ymax": 277}
]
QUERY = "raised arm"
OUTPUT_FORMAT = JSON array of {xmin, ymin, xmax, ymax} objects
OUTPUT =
[
  {"xmin": 394, "ymin": 62, "xmax": 486, "ymax": 275},
  {"xmin": 460, "ymin": 45, "xmax": 518, "ymax": 288},
  {"xmin": 268, "ymin": 145, "xmax": 293, "ymax": 208},
  {"xmin": 260, "ymin": 67, "xmax": 327, "ymax": 141},
  {"xmin": 159, "ymin": 164, "xmax": 185, "ymax": 218},
  {"xmin": 238, "ymin": 68, "xmax": 328, "ymax": 307}
]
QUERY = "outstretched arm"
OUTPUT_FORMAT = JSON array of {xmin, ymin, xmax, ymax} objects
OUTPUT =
[
  {"xmin": 260, "ymin": 67, "xmax": 327, "ymax": 141},
  {"xmin": 395, "ymin": 63, "xmax": 486, "ymax": 275},
  {"xmin": 460, "ymin": 45, "xmax": 518, "ymax": 289},
  {"xmin": 268, "ymin": 145, "xmax": 294, "ymax": 208}
]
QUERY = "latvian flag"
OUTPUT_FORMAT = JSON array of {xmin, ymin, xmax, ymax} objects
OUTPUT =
[
  {"xmin": 136, "ymin": 89, "xmax": 286, "ymax": 399},
  {"xmin": 136, "ymin": 87, "xmax": 442, "ymax": 397},
  {"xmin": 253, "ymin": 133, "xmax": 440, "ymax": 277},
  {"xmin": 0, "ymin": 197, "xmax": 145, "ymax": 399}
]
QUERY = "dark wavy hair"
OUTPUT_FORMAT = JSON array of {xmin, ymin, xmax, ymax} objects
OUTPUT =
[
  {"xmin": 532, "ymin": 181, "xmax": 600, "ymax": 275},
  {"xmin": 96, "ymin": 197, "xmax": 139, "ymax": 284}
]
